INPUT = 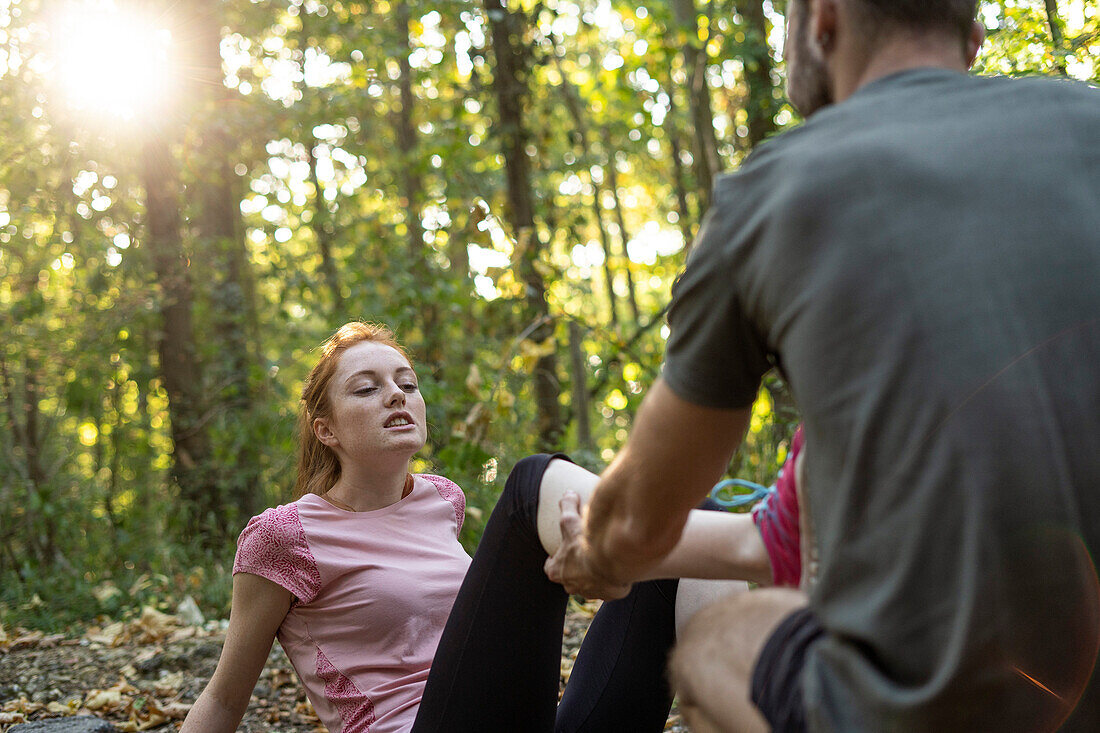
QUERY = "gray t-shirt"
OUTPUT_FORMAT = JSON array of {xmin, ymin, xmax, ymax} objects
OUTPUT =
[{"xmin": 664, "ymin": 69, "xmax": 1100, "ymax": 731}]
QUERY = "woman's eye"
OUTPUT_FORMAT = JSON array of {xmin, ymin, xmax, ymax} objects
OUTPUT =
[
  {"xmin": 401, "ymin": 383, "xmax": 418, "ymax": 392},
  {"xmin": 355, "ymin": 386, "xmax": 378, "ymax": 395}
]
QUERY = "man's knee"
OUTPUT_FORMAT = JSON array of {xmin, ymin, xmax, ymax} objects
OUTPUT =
[{"xmin": 669, "ymin": 589, "xmax": 809, "ymax": 731}]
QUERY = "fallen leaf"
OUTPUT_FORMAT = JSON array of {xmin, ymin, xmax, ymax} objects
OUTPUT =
[
  {"xmin": 84, "ymin": 679, "xmax": 138, "ymax": 712},
  {"xmin": 9, "ymin": 629, "xmax": 44, "ymax": 651},
  {"xmin": 85, "ymin": 688, "xmax": 123, "ymax": 711},
  {"xmin": 88, "ymin": 620, "xmax": 126, "ymax": 646},
  {"xmin": 169, "ymin": 624, "xmax": 197, "ymax": 643},
  {"xmin": 156, "ymin": 701, "xmax": 192, "ymax": 719},
  {"xmin": 154, "ymin": 670, "xmax": 185, "ymax": 696},
  {"xmin": 132, "ymin": 605, "xmax": 180, "ymax": 644},
  {"xmin": 135, "ymin": 708, "xmax": 169, "ymax": 730},
  {"xmin": 3, "ymin": 698, "xmax": 44, "ymax": 714}
]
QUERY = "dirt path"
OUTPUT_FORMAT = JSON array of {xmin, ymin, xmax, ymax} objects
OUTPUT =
[{"xmin": 0, "ymin": 605, "xmax": 687, "ymax": 731}]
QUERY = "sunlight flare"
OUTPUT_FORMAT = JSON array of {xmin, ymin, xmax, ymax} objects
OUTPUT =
[{"xmin": 48, "ymin": 0, "xmax": 176, "ymax": 120}]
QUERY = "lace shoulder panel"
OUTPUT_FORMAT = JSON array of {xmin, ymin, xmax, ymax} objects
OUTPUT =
[
  {"xmin": 234, "ymin": 502, "xmax": 323, "ymax": 606},
  {"xmin": 421, "ymin": 474, "xmax": 465, "ymax": 534}
]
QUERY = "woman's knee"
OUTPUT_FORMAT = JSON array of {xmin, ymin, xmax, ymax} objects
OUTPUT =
[{"xmin": 502, "ymin": 454, "xmax": 558, "ymax": 506}]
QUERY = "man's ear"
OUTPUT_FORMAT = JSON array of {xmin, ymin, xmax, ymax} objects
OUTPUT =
[
  {"xmin": 965, "ymin": 20, "xmax": 986, "ymax": 68},
  {"xmin": 809, "ymin": 0, "xmax": 840, "ymax": 53},
  {"xmin": 314, "ymin": 417, "xmax": 339, "ymax": 448}
]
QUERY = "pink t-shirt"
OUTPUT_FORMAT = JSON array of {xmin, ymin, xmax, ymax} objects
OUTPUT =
[
  {"xmin": 752, "ymin": 426, "xmax": 803, "ymax": 587},
  {"xmin": 233, "ymin": 474, "xmax": 472, "ymax": 733}
]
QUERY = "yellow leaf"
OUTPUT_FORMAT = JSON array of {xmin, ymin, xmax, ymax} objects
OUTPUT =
[
  {"xmin": 85, "ymin": 689, "xmax": 122, "ymax": 711},
  {"xmin": 132, "ymin": 605, "xmax": 180, "ymax": 643},
  {"xmin": 154, "ymin": 670, "xmax": 185, "ymax": 697},
  {"xmin": 88, "ymin": 620, "xmax": 125, "ymax": 646}
]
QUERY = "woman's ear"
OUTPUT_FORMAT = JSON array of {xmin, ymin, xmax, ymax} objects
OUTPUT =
[{"xmin": 313, "ymin": 417, "xmax": 339, "ymax": 448}]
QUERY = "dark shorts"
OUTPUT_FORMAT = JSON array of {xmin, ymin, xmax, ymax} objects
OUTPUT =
[{"xmin": 750, "ymin": 607, "xmax": 824, "ymax": 732}]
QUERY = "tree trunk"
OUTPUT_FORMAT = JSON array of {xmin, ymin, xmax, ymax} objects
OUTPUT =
[
  {"xmin": 550, "ymin": 48, "xmax": 621, "ymax": 326},
  {"xmin": 1, "ymin": 351, "xmax": 49, "ymax": 565},
  {"xmin": 1043, "ymin": 0, "xmax": 1068, "ymax": 75},
  {"xmin": 140, "ymin": 130, "xmax": 215, "ymax": 537},
  {"xmin": 484, "ymin": 0, "xmax": 564, "ymax": 451},
  {"xmin": 305, "ymin": 133, "xmax": 346, "ymax": 314},
  {"xmin": 663, "ymin": 83, "xmax": 697, "ymax": 248},
  {"xmin": 671, "ymin": 0, "xmax": 720, "ymax": 210},
  {"xmin": 393, "ymin": 1, "xmax": 445, "ymax": 369},
  {"xmin": 395, "ymin": 1, "xmax": 426, "ymax": 259},
  {"xmin": 294, "ymin": 10, "xmax": 346, "ymax": 316},
  {"xmin": 188, "ymin": 0, "xmax": 261, "ymax": 527},
  {"xmin": 738, "ymin": 0, "xmax": 778, "ymax": 148},
  {"xmin": 600, "ymin": 127, "xmax": 640, "ymax": 325},
  {"xmin": 568, "ymin": 320, "xmax": 595, "ymax": 454}
]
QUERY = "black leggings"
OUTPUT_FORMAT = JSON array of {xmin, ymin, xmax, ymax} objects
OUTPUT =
[{"xmin": 413, "ymin": 454, "xmax": 714, "ymax": 732}]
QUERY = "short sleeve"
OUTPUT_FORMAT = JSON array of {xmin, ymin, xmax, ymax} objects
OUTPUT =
[
  {"xmin": 662, "ymin": 216, "xmax": 772, "ymax": 409},
  {"xmin": 233, "ymin": 503, "xmax": 322, "ymax": 606},
  {"xmin": 422, "ymin": 474, "xmax": 465, "ymax": 535}
]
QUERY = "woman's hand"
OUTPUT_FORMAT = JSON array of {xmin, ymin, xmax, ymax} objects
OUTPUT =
[{"xmin": 543, "ymin": 492, "xmax": 633, "ymax": 600}]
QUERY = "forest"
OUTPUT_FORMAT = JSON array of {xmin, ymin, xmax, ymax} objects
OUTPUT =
[{"xmin": 1, "ymin": 0, "xmax": 1096, "ymax": 631}]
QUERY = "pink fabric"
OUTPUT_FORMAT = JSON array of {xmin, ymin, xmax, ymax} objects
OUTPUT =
[
  {"xmin": 233, "ymin": 474, "xmax": 472, "ymax": 733},
  {"xmin": 317, "ymin": 647, "xmax": 377, "ymax": 730},
  {"xmin": 753, "ymin": 426, "xmax": 804, "ymax": 587},
  {"xmin": 234, "ymin": 502, "xmax": 322, "ymax": 605},
  {"xmin": 423, "ymin": 474, "xmax": 464, "ymax": 531}
]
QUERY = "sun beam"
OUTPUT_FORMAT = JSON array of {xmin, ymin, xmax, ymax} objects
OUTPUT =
[{"xmin": 49, "ymin": 0, "xmax": 176, "ymax": 121}]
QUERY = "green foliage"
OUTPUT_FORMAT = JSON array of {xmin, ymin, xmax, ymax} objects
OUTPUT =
[{"xmin": 1, "ymin": 0, "xmax": 1088, "ymax": 629}]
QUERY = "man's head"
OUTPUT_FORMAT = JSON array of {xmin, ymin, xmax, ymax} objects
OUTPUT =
[
  {"xmin": 849, "ymin": 1, "xmax": 980, "ymax": 40},
  {"xmin": 784, "ymin": 0, "xmax": 982, "ymax": 117}
]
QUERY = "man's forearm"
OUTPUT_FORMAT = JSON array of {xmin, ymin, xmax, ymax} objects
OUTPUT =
[
  {"xmin": 584, "ymin": 379, "xmax": 753, "ymax": 584},
  {"xmin": 584, "ymin": 455, "xmax": 691, "ymax": 584}
]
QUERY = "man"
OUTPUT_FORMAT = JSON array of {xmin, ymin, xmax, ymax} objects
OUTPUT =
[{"xmin": 546, "ymin": 0, "xmax": 1100, "ymax": 730}]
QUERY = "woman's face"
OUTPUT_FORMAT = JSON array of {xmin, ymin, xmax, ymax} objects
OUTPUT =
[{"xmin": 317, "ymin": 340, "xmax": 428, "ymax": 462}]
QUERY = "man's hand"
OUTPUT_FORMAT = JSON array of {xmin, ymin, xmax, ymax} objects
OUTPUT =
[{"xmin": 544, "ymin": 492, "xmax": 633, "ymax": 600}]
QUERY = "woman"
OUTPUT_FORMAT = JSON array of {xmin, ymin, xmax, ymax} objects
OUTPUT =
[{"xmin": 181, "ymin": 322, "xmax": 782, "ymax": 733}]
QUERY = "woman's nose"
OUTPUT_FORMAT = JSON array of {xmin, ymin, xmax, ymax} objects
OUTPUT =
[{"xmin": 384, "ymin": 384, "xmax": 406, "ymax": 407}]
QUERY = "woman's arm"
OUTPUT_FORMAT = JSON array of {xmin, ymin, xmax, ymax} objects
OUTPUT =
[
  {"xmin": 538, "ymin": 456, "xmax": 773, "ymax": 587},
  {"xmin": 644, "ymin": 508, "xmax": 772, "ymax": 586},
  {"xmin": 181, "ymin": 573, "xmax": 293, "ymax": 733}
]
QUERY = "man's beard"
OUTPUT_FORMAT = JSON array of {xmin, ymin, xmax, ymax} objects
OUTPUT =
[{"xmin": 786, "ymin": 16, "xmax": 833, "ymax": 117}]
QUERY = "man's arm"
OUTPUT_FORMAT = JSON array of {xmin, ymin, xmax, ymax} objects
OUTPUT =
[{"xmin": 546, "ymin": 378, "xmax": 751, "ymax": 597}]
